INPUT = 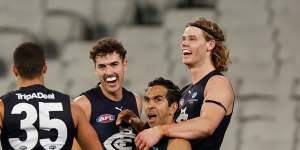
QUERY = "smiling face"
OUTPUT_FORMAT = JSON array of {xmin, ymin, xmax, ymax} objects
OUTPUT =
[
  {"xmin": 181, "ymin": 26, "xmax": 213, "ymax": 68},
  {"xmin": 94, "ymin": 52, "xmax": 127, "ymax": 95},
  {"xmin": 144, "ymin": 85, "xmax": 177, "ymax": 127}
]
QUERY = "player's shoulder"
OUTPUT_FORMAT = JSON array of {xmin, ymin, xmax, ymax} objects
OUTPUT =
[
  {"xmin": 74, "ymin": 95, "xmax": 90, "ymax": 104},
  {"xmin": 207, "ymin": 74, "xmax": 233, "ymax": 90},
  {"xmin": 210, "ymin": 73, "xmax": 231, "ymax": 84},
  {"xmin": 168, "ymin": 138, "xmax": 191, "ymax": 150}
]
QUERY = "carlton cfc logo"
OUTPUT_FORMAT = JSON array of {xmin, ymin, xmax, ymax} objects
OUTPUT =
[{"xmin": 96, "ymin": 114, "xmax": 115, "ymax": 123}]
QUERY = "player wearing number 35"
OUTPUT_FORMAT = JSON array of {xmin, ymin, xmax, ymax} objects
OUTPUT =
[{"xmin": 0, "ymin": 42, "xmax": 103, "ymax": 150}]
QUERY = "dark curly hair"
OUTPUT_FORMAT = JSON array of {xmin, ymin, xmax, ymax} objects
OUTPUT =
[{"xmin": 90, "ymin": 37, "xmax": 127, "ymax": 62}]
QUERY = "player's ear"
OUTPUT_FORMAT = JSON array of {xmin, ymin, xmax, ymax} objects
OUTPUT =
[
  {"xmin": 207, "ymin": 39, "xmax": 216, "ymax": 51},
  {"xmin": 123, "ymin": 59, "xmax": 128, "ymax": 72},
  {"xmin": 12, "ymin": 64, "xmax": 19, "ymax": 77},
  {"xmin": 169, "ymin": 102, "xmax": 178, "ymax": 115},
  {"xmin": 42, "ymin": 63, "xmax": 48, "ymax": 74}
]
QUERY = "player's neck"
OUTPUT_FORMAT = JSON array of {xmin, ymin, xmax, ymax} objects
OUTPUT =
[
  {"xmin": 166, "ymin": 116, "xmax": 175, "ymax": 125},
  {"xmin": 99, "ymin": 85, "xmax": 123, "ymax": 101},
  {"xmin": 17, "ymin": 76, "xmax": 44, "ymax": 88},
  {"xmin": 189, "ymin": 63, "xmax": 215, "ymax": 85}
]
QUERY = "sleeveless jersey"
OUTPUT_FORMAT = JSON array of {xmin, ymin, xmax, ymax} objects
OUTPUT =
[
  {"xmin": 82, "ymin": 85, "xmax": 139, "ymax": 150},
  {"xmin": 175, "ymin": 70, "xmax": 233, "ymax": 150},
  {"xmin": 1, "ymin": 84, "xmax": 76, "ymax": 150}
]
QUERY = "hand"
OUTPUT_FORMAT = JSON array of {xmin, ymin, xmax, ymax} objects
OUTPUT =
[
  {"xmin": 135, "ymin": 126, "xmax": 162, "ymax": 150},
  {"xmin": 116, "ymin": 109, "xmax": 145, "ymax": 132}
]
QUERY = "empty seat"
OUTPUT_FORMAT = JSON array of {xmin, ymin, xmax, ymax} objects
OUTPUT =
[
  {"xmin": 117, "ymin": 26, "xmax": 169, "ymax": 94},
  {"xmin": 176, "ymin": 0, "xmax": 217, "ymax": 8},
  {"xmin": 61, "ymin": 41, "xmax": 95, "ymax": 64},
  {"xmin": 46, "ymin": 0, "xmax": 95, "ymax": 24},
  {"xmin": 0, "ymin": 58, "xmax": 8, "ymax": 78},
  {"xmin": 135, "ymin": 0, "xmax": 173, "ymax": 24},
  {"xmin": 95, "ymin": 0, "xmax": 136, "ymax": 34},
  {"xmin": 240, "ymin": 120, "xmax": 294, "ymax": 150},
  {"xmin": 44, "ymin": 11, "xmax": 90, "ymax": 48},
  {"xmin": 218, "ymin": 0, "xmax": 268, "ymax": 13},
  {"xmin": 0, "ymin": 0, "xmax": 45, "ymax": 39},
  {"xmin": 168, "ymin": 62, "xmax": 190, "ymax": 88},
  {"xmin": 164, "ymin": 8, "xmax": 216, "ymax": 31},
  {"xmin": 44, "ymin": 60, "xmax": 67, "ymax": 93},
  {"xmin": 0, "ymin": 29, "xmax": 37, "ymax": 63},
  {"xmin": 60, "ymin": 41, "xmax": 98, "ymax": 87}
]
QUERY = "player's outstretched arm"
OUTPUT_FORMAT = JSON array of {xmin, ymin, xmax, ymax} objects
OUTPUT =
[{"xmin": 71, "ymin": 102, "xmax": 103, "ymax": 150}]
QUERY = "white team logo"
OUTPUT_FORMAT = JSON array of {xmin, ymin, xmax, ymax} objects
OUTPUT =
[
  {"xmin": 191, "ymin": 92, "xmax": 197, "ymax": 99},
  {"xmin": 176, "ymin": 107, "xmax": 188, "ymax": 122},
  {"xmin": 104, "ymin": 127, "xmax": 136, "ymax": 150},
  {"xmin": 115, "ymin": 106, "xmax": 123, "ymax": 112}
]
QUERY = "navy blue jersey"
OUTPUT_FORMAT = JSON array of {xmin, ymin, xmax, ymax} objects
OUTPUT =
[
  {"xmin": 0, "ymin": 84, "xmax": 76, "ymax": 150},
  {"xmin": 175, "ymin": 70, "xmax": 233, "ymax": 150},
  {"xmin": 82, "ymin": 84, "xmax": 139, "ymax": 150}
]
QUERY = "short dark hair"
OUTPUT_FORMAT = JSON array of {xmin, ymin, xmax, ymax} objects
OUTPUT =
[
  {"xmin": 13, "ymin": 42, "xmax": 46, "ymax": 79},
  {"xmin": 90, "ymin": 37, "xmax": 127, "ymax": 62},
  {"xmin": 147, "ymin": 77, "xmax": 181, "ymax": 106}
]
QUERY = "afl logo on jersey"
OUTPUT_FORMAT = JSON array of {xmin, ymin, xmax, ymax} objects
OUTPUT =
[{"xmin": 96, "ymin": 114, "xmax": 115, "ymax": 123}]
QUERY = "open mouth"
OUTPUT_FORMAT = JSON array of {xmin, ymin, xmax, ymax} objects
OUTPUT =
[
  {"xmin": 182, "ymin": 49, "xmax": 192, "ymax": 55},
  {"xmin": 147, "ymin": 113, "xmax": 157, "ymax": 123},
  {"xmin": 106, "ymin": 76, "xmax": 117, "ymax": 85}
]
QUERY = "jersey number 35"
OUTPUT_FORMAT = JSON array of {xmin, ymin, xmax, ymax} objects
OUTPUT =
[{"xmin": 9, "ymin": 102, "xmax": 67, "ymax": 150}]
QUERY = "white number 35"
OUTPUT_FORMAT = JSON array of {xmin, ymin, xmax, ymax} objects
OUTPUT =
[{"xmin": 9, "ymin": 102, "xmax": 67, "ymax": 150}]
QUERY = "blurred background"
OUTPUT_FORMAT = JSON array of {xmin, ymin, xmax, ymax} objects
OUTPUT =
[{"xmin": 0, "ymin": 0, "xmax": 299, "ymax": 149}]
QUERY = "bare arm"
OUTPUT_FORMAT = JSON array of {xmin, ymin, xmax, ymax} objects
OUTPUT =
[
  {"xmin": 73, "ymin": 95, "xmax": 92, "ymax": 120},
  {"xmin": 166, "ymin": 76, "xmax": 234, "ymax": 139},
  {"xmin": 0, "ymin": 99, "xmax": 4, "ymax": 131},
  {"xmin": 135, "ymin": 76, "xmax": 234, "ymax": 149},
  {"xmin": 135, "ymin": 95, "xmax": 142, "ymax": 116},
  {"xmin": 71, "ymin": 102, "xmax": 103, "ymax": 150},
  {"xmin": 72, "ymin": 95, "xmax": 93, "ymax": 150},
  {"xmin": 167, "ymin": 139, "xmax": 191, "ymax": 150}
]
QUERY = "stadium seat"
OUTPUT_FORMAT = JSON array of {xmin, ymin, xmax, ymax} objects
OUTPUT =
[
  {"xmin": 46, "ymin": 0, "xmax": 94, "ymax": 24},
  {"xmin": 117, "ymin": 26, "xmax": 169, "ymax": 94},
  {"xmin": 0, "ymin": 29, "xmax": 37, "ymax": 63},
  {"xmin": 95, "ymin": 0, "xmax": 136, "ymax": 34},
  {"xmin": 44, "ymin": 11, "xmax": 91, "ymax": 49},
  {"xmin": 0, "ymin": 0, "xmax": 45, "ymax": 39}
]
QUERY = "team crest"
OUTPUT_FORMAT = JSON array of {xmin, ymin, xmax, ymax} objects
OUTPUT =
[{"xmin": 104, "ymin": 127, "xmax": 136, "ymax": 150}]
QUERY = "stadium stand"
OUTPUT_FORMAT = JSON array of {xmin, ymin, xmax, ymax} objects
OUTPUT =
[{"xmin": 0, "ymin": 0, "xmax": 299, "ymax": 149}]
